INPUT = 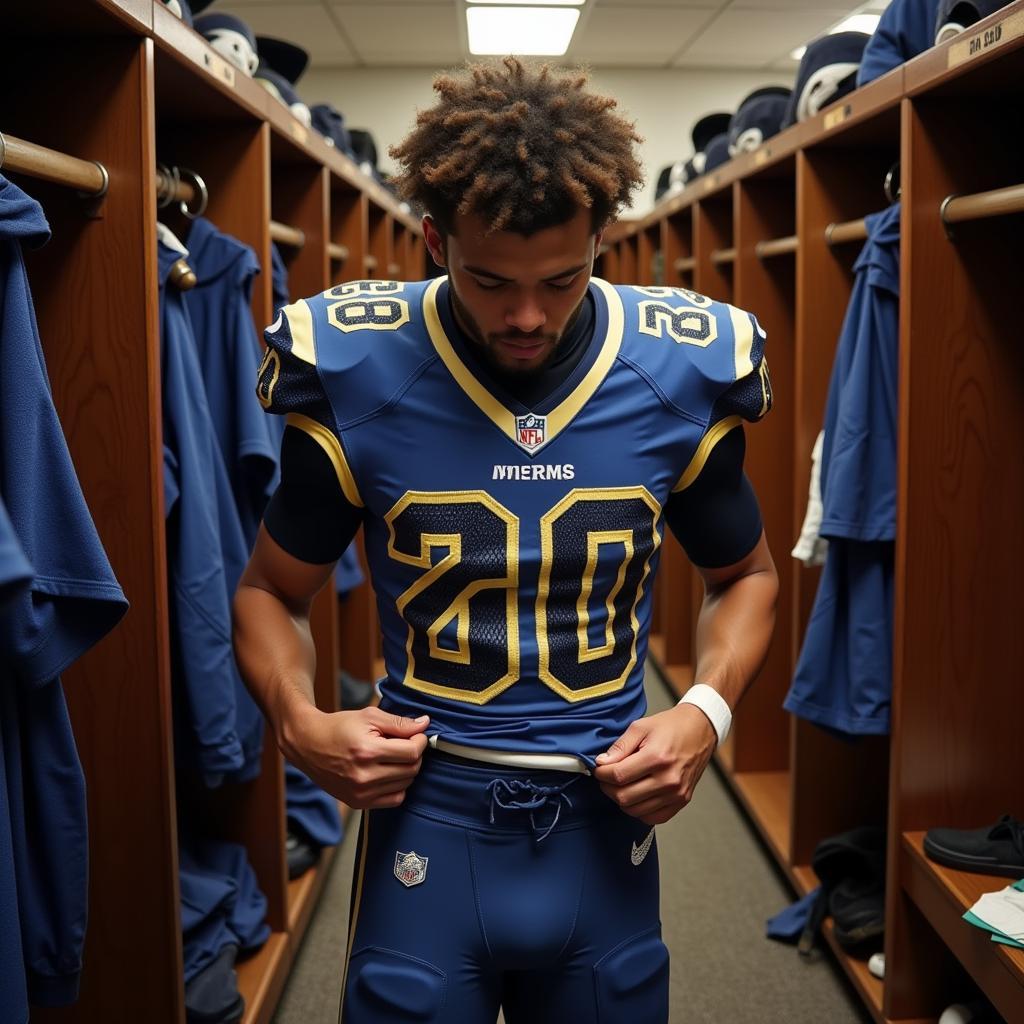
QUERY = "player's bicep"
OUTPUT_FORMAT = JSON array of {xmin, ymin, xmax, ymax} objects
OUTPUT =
[
  {"xmin": 246, "ymin": 425, "xmax": 365, "ymax": 611},
  {"xmin": 665, "ymin": 424, "xmax": 763, "ymax": 570},
  {"xmin": 241, "ymin": 524, "xmax": 338, "ymax": 614}
]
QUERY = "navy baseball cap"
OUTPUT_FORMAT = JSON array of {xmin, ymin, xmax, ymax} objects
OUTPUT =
[
  {"xmin": 703, "ymin": 132, "xmax": 732, "ymax": 172},
  {"xmin": 691, "ymin": 112, "xmax": 732, "ymax": 155},
  {"xmin": 728, "ymin": 88, "xmax": 791, "ymax": 156},
  {"xmin": 935, "ymin": 0, "xmax": 1007, "ymax": 43},
  {"xmin": 194, "ymin": 13, "xmax": 259, "ymax": 75},
  {"xmin": 256, "ymin": 36, "xmax": 309, "ymax": 85},
  {"xmin": 783, "ymin": 32, "xmax": 870, "ymax": 127}
]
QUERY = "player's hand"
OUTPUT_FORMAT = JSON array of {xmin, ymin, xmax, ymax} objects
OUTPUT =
[
  {"xmin": 592, "ymin": 704, "xmax": 716, "ymax": 825},
  {"xmin": 281, "ymin": 705, "xmax": 430, "ymax": 810}
]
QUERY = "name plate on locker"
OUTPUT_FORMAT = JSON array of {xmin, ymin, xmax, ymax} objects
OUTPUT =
[
  {"xmin": 824, "ymin": 103, "xmax": 852, "ymax": 131},
  {"xmin": 948, "ymin": 9, "xmax": 1024, "ymax": 68},
  {"xmin": 755, "ymin": 148, "xmax": 770, "ymax": 167},
  {"xmin": 289, "ymin": 121, "xmax": 309, "ymax": 146},
  {"xmin": 202, "ymin": 50, "xmax": 236, "ymax": 88},
  {"xmin": 703, "ymin": 175, "xmax": 719, "ymax": 193}
]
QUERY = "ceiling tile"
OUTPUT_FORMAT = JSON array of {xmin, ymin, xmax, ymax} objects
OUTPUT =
[
  {"xmin": 570, "ymin": 7, "xmax": 713, "ymax": 62},
  {"xmin": 725, "ymin": 0, "xmax": 851, "ymax": 8},
  {"xmin": 331, "ymin": 3, "xmax": 462, "ymax": 61},
  {"xmin": 675, "ymin": 7, "xmax": 848, "ymax": 61},
  {"xmin": 218, "ymin": 4, "xmax": 358, "ymax": 64},
  {"xmin": 593, "ymin": 0, "xmax": 721, "ymax": 7}
]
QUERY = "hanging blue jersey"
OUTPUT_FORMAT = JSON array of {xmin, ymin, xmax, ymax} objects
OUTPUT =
[
  {"xmin": 178, "ymin": 833, "xmax": 270, "ymax": 982},
  {"xmin": 159, "ymin": 231, "xmax": 263, "ymax": 784},
  {"xmin": 0, "ymin": 499, "xmax": 31, "ymax": 609},
  {"xmin": 786, "ymin": 204, "xmax": 900, "ymax": 737},
  {"xmin": 857, "ymin": 0, "xmax": 941, "ymax": 85},
  {"xmin": 0, "ymin": 175, "xmax": 128, "ymax": 1018},
  {"xmin": 259, "ymin": 277, "xmax": 771, "ymax": 764},
  {"xmin": 184, "ymin": 218, "xmax": 278, "ymax": 549}
]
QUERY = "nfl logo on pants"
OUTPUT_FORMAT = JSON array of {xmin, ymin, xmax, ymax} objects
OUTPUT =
[{"xmin": 394, "ymin": 850, "xmax": 428, "ymax": 887}]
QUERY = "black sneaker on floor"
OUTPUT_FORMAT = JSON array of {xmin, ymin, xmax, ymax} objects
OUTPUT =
[{"xmin": 924, "ymin": 814, "xmax": 1024, "ymax": 877}]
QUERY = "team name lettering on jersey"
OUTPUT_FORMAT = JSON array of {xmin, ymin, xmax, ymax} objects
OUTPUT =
[{"xmin": 492, "ymin": 464, "xmax": 576, "ymax": 481}]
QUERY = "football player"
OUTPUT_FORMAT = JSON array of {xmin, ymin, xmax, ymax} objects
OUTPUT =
[{"xmin": 234, "ymin": 57, "xmax": 778, "ymax": 1023}]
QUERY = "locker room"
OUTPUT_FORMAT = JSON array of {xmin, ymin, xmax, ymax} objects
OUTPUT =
[{"xmin": 3, "ymin": 1, "xmax": 1022, "ymax": 1022}]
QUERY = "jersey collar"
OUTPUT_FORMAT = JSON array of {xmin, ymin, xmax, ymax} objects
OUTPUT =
[{"xmin": 422, "ymin": 275, "xmax": 624, "ymax": 458}]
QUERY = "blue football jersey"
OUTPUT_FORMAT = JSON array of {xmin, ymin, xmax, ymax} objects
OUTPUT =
[
  {"xmin": 0, "ymin": 497, "xmax": 31, "ymax": 610},
  {"xmin": 0, "ymin": 175, "xmax": 128, "ymax": 1016},
  {"xmin": 786, "ymin": 204, "xmax": 900, "ymax": 737},
  {"xmin": 259, "ymin": 277, "xmax": 770, "ymax": 763},
  {"xmin": 159, "ymin": 232, "xmax": 264, "ymax": 784}
]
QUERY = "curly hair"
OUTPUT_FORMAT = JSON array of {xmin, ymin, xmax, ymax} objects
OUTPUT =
[{"xmin": 388, "ymin": 57, "xmax": 644, "ymax": 236}]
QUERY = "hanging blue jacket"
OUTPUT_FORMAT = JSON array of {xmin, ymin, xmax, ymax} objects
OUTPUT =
[
  {"xmin": 0, "ymin": 175, "xmax": 128, "ymax": 1017},
  {"xmin": 0, "ymin": 499, "xmax": 31, "ymax": 609},
  {"xmin": 857, "ymin": 0, "xmax": 942, "ymax": 85},
  {"xmin": 159, "ymin": 230, "xmax": 263, "ymax": 784},
  {"xmin": 183, "ymin": 218, "xmax": 278, "ymax": 551},
  {"xmin": 786, "ymin": 203, "xmax": 901, "ymax": 737}
]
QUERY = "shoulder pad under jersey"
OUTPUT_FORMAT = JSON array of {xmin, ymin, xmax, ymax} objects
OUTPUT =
[{"xmin": 610, "ymin": 283, "xmax": 772, "ymax": 426}]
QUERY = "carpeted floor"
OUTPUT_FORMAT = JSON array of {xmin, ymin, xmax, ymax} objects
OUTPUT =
[{"xmin": 273, "ymin": 667, "xmax": 873, "ymax": 1024}]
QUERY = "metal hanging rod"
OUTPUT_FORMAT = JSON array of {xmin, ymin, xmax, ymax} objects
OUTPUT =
[
  {"xmin": 940, "ymin": 182, "xmax": 1024, "ymax": 227},
  {"xmin": 755, "ymin": 235, "xmax": 798, "ymax": 259},
  {"xmin": 269, "ymin": 220, "xmax": 305, "ymax": 249},
  {"xmin": 825, "ymin": 218, "xmax": 868, "ymax": 245},
  {"xmin": 328, "ymin": 243, "xmax": 349, "ymax": 262},
  {"xmin": 710, "ymin": 247, "xmax": 736, "ymax": 266},
  {"xmin": 673, "ymin": 256, "xmax": 696, "ymax": 273},
  {"xmin": 0, "ymin": 132, "xmax": 108, "ymax": 197},
  {"xmin": 363, "ymin": 254, "xmax": 379, "ymax": 271}
]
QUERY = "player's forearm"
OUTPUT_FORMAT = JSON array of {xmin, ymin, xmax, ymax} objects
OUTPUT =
[
  {"xmin": 232, "ymin": 582, "xmax": 320, "ymax": 752},
  {"xmin": 692, "ymin": 561, "xmax": 778, "ymax": 711}
]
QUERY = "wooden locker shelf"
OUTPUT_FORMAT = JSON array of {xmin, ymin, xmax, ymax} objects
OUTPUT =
[
  {"xmin": 901, "ymin": 833, "xmax": 1024, "ymax": 1020},
  {"xmin": 236, "ymin": 932, "xmax": 290, "ymax": 1024},
  {"xmin": 789, "ymin": 865, "xmax": 886, "ymax": 1023},
  {"xmin": 287, "ymin": 844, "xmax": 340, "ymax": 934},
  {"xmin": 724, "ymin": 769, "xmax": 792, "ymax": 870}
]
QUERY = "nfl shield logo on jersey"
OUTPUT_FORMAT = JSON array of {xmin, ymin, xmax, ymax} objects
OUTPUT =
[
  {"xmin": 394, "ymin": 850, "xmax": 429, "ymax": 887},
  {"xmin": 515, "ymin": 413, "xmax": 547, "ymax": 453}
]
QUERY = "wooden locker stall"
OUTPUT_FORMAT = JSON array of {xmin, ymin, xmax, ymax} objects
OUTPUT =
[
  {"xmin": 727, "ymin": 150, "xmax": 797, "ymax": 827},
  {"xmin": 3, "ymin": 2, "xmax": 421, "ymax": 1021},
  {"xmin": 4, "ymin": 5, "xmax": 182, "ymax": 1020},
  {"xmin": 886, "ymin": 25, "xmax": 1024, "ymax": 1024}
]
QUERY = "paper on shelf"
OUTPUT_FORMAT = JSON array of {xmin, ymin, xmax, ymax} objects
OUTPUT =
[{"xmin": 966, "ymin": 885, "xmax": 1024, "ymax": 941}]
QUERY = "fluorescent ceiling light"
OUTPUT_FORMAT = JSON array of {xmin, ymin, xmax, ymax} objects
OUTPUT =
[
  {"xmin": 467, "ymin": 7, "xmax": 581, "ymax": 55},
  {"xmin": 470, "ymin": 0, "xmax": 584, "ymax": 5},
  {"xmin": 831, "ymin": 13, "xmax": 881, "ymax": 34},
  {"xmin": 790, "ymin": 44, "xmax": 807, "ymax": 60}
]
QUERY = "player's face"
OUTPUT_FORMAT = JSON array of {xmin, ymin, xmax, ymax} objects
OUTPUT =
[{"xmin": 424, "ymin": 207, "xmax": 601, "ymax": 375}]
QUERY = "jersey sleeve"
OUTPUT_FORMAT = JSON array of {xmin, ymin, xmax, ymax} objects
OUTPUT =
[
  {"xmin": 664, "ymin": 425, "xmax": 763, "ymax": 568},
  {"xmin": 262, "ymin": 426, "xmax": 364, "ymax": 565},
  {"xmin": 256, "ymin": 299, "xmax": 363, "ymax": 509}
]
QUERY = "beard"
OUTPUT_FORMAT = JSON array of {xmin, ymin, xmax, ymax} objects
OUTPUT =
[{"xmin": 448, "ymin": 282, "xmax": 586, "ymax": 377}]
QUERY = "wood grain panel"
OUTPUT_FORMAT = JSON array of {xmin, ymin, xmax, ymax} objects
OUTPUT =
[
  {"xmin": 732, "ymin": 175, "xmax": 795, "ymax": 773},
  {"xmin": 155, "ymin": 91, "xmax": 288, "ymax": 931},
  {"xmin": 887, "ymin": 91, "xmax": 1024, "ymax": 1019},
  {"xmin": 6, "ymin": 37, "xmax": 184, "ymax": 1022}
]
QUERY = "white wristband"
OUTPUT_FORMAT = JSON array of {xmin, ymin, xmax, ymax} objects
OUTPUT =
[{"xmin": 677, "ymin": 683, "xmax": 732, "ymax": 746}]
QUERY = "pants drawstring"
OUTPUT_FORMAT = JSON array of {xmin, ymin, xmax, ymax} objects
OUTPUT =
[{"xmin": 486, "ymin": 777, "xmax": 579, "ymax": 842}]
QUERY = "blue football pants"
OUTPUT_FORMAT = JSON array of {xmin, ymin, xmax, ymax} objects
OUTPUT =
[{"xmin": 339, "ymin": 752, "xmax": 669, "ymax": 1023}]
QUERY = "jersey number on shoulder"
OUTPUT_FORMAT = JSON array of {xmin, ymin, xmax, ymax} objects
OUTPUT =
[
  {"xmin": 386, "ymin": 488, "xmax": 660, "ymax": 704},
  {"xmin": 633, "ymin": 286, "xmax": 717, "ymax": 349}
]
